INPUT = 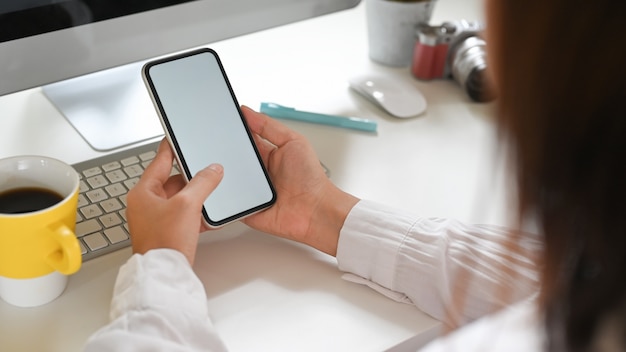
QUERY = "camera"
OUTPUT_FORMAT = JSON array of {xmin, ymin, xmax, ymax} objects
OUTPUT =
[{"xmin": 411, "ymin": 20, "xmax": 494, "ymax": 102}]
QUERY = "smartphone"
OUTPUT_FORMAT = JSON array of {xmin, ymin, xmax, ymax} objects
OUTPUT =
[{"xmin": 142, "ymin": 48, "xmax": 276, "ymax": 227}]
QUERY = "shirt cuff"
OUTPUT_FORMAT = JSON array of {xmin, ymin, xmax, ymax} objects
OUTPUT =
[
  {"xmin": 110, "ymin": 248, "xmax": 208, "ymax": 321},
  {"xmin": 336, "ymin": 199, "xmax": 417, "ymax": 292}
]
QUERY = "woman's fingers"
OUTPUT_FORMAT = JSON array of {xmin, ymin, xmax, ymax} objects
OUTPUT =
[{"xmin": 242, "ymin": 105, "xmax": 301, "ymax": 148}]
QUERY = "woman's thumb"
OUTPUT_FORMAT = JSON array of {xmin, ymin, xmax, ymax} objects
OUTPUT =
[{"xmin": 180, "ymin": 164, "xmax": 224, "ymax": 205}]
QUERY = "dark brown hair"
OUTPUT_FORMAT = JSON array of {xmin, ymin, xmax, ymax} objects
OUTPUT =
[{"xmin": 486, "ymin": 0, "xmax": 626, "ymax": 350}]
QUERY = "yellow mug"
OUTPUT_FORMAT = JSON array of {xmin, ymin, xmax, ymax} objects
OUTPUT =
[{"xmin": 0, "ymin": 155, "xmax": 82, "ymax": 307}]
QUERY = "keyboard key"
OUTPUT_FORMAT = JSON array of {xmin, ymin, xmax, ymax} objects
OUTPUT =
[
  {"xmin": 76, "ymin": 219, "xmax": 102, "ymax": 237},
  {"xmin": 80, "ymin": 204, "xmax": 103, "ymax": 219},
  {"xmin": 86, "ymin": 189, "xmax": 108, "ymax": 203},
  {"xmin": 100, "ymin": 213, "xmax": 122, "ymax": 228},
  {"xmin": 104, "ymin": 226, "xmax": 129, "ymax": 244},
  {"xmin": 87, "ymin": 175, "xmax": 109, "ymax": 189},
  {"xmin": 100, "ymin": 198, "xmax": 123, "ymax": 213},
  {"xmin": 121, "ymin": 156, "xmax": 140, "ymax": 166},
  {"xmin": 106, "ymin": 170, "xmax": 127, "ymax": 183},
  {"xmin": 102, "ymin": 161, "xmax": 121, "ymax": 172},
  {"xmin": 79, "ymin": 180, "xmax": 90, "ymax": 193},
  {"xmin": 82, "ymin": 167, "xmax": 102, "ymax": 178},
  {"xmin": 105, "ymin": 183, "xmax": 126, "ymax": 197},
  {"xmin": 84, "ymin": 233, "xmax": 108, "ymax": 251}
]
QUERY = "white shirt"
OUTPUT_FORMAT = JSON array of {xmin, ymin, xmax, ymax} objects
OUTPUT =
[{"xmin": 84, "ymin": 200, "xmax": 543, "ymax": 351}]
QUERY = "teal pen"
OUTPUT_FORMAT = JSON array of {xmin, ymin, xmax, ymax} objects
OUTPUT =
[{"xmin": 259, "ymin": 102, "xmax": 377, "ymax": 133}]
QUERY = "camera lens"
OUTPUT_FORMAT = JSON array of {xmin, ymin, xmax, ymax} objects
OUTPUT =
[
  {"xmin": 465, "ymin": 65, "xmax": 495, "ymax": 102},
  {"xmin": 450, "ymin": 36, "xmax": 495, "ymax": 102}
]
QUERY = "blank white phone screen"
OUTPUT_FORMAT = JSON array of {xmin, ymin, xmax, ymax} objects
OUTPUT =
[{"xmin": 146, "ymin": 50, "xmax": 274, "ymax": 225}]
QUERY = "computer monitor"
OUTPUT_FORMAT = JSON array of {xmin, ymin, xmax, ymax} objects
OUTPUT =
[{"xmin": 0, "ymin": 0, "xmax": 360, "ymax": 151}]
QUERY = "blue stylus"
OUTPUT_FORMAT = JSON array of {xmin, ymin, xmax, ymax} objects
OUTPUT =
[{"xmin": 259, "ymin": 102, "xmax": 377, "ymax": 133}]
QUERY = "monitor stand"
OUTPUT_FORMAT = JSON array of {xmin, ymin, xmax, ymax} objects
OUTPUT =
[{"xmin": 42, "ymin": 61, "xmax": 164, "ymax": 152}]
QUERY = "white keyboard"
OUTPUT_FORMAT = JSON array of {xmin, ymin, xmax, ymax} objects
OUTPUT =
[{"xmin": 72, "ymin": 141, "xmax": 163, "ymax": 261}]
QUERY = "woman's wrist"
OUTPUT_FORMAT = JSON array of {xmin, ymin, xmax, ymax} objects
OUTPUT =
[{"xmin": 304, "ymin": 185, "xmax": 360, "ymax": 256}]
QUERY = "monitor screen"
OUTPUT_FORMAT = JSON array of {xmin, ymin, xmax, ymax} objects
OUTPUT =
[
  {"xmin": 0, "ymin": 0, "xmax": 360, "ymax": 150},
  {"xmin": 0, "ymin": 1, "xmax": 196, "ymax": 43}
]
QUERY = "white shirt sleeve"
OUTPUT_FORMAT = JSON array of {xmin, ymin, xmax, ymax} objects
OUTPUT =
[
  {"xmin": 83, "ymin": 249, "xmax": 227, "ymax": 352},
  {"xmin": 336, "ymin": 200, "xmax": 542, "ymax": 328}
]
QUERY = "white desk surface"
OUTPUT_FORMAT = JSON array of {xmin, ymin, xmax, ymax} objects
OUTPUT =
[{"xmin": 0, "ymin": 1, "xmax": 513, "ymax": 351}]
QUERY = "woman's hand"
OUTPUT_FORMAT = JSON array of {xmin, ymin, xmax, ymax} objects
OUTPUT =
[
  {"xmin": 241, "ymin": 106, "xmax": 359, "ymax": 256},
  {"xmin": 126, "ymin": 139, "xmax": 224, "ymax": 265}
]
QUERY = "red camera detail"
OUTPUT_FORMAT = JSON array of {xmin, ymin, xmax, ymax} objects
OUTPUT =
[{"xmin": 411, "ymin": 43, "xmax": 449, "ymax": 80}]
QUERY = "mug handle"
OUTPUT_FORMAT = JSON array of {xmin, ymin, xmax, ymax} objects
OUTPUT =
[{"xmin": 45, "ymin": 224, "xmax": 82, "ymax": 275}]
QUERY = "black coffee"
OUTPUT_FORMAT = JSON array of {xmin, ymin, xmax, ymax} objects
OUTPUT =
[{"xmin": 0, "ymin": 187, "xmax": 64, "ymax": 214}]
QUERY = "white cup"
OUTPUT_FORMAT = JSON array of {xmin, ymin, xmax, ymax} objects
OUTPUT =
[{"xmin": 366, "ymin": 0, "xmax": 436, "ymax": 67}]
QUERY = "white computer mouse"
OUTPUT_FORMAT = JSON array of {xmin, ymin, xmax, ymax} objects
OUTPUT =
[{"xmin": 349, "ymin": 75, "xmax": 427, "ymax": 118}]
